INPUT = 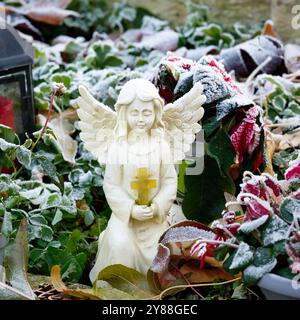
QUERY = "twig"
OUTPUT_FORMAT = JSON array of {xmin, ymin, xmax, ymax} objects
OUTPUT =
[
  {"xmin": 245, "ymin": 56, "xmax": 272, "ymax": 93},
  {"xmin": 159, "ymin": 277, "xmax": 242, "ymax": 300}
]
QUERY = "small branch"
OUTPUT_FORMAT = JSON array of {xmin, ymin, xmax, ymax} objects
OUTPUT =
[
  {"xmin": 195, "ymin": 239, "xmax": 239, "ymax": 249},
  {"xmin": 245, "ymin": 56, "xmax": 272, "ymax": 92}
]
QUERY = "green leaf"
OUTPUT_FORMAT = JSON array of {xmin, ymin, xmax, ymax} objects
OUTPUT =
[
  {"xmin": 206, "ymin": 127, "xmax": 236, "ymax": 194},
  {"xmin": 238, "ymin": 215, "xmax": 269, "ymax": 234},
  {"xmin": 229, "ymin": 242, "xmax": 254, "ymax": 271},
  {"xmin": 103, "ymin": 56, "xmax": 123, "ymax": 67},
  {"xmin": 272, "ymin": 94, "xmax": 286, "ymax": 108},
  {"xmin": 182, "ymin": 156, "xmax": 230, "ymax": 224},
  {"xmin": 1, "ymin": 210, "xmax": 12, "ymax": 237},
  {"xmin": 65, "ymin": 230, "xmax": 82, "ymax": 254},
  {"xmin": 96, "ymin": 264, "xmax": 155, "ymax": 299},
  {"xmin": 242, "ymin": 247, "xmax": 277, "ymax": 286},
  {"xmin": 52, "ymin": 209, "xmax": 63, "ymax": 226},
  {"xmin": 243, "ymin": 260, "xmax": 277, "ymax": 286},
  {"xmin": 15, "ymin": 146, "xmax": 31, "ymax": 168},
  {"xmin": 261, "ymin": 215, "xmax": 289, "ymax": 246},
  {"xmin": 280, "ymin": 197, "xmax": 300, "ymax": 224},
  {"xmin": 231, "ymin": 283, "xmax": 248, "ymax": 299},
  {"xmin": 84, "ymin": 209, "xmax": 95, "ymax": 226},
  {"xmin": 4, "ymin": 219, "xmax": 36, "ymax": 299}
]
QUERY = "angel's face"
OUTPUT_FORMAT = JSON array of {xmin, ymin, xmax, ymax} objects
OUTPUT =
[{"xmin": 126, "ymin": 97, "xmax": 155, "ymax": 133}]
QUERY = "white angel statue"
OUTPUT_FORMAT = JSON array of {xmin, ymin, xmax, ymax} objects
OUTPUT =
[{"xmin": 76, "ymin": 78, "xmax": 206, "ymax": 284}]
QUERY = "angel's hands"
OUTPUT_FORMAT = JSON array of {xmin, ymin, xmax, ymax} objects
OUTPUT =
[{"xmin": 131, "ymin": 204, "xmax": 154, "ymax": 221}]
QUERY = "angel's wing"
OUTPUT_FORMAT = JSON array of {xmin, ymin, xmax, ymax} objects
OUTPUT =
[
  {"xmin": 162, "ymin": 82, "xmax": 206, "ymax": 163},
  {"xmin": 76, "ymin": 85, "xmax": 117, "ymax": 164}
]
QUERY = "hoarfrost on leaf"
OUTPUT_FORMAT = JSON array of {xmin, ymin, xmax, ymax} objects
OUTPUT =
[
  {"xmin": 261, "ymin": 215, "xmax": 289, "ymax": 246},
  {"xmin": 238, "ymin": 215, "xmax": 269, "ymax": 234},
  {"xmin": 243, "ymin": 259, "xmax": 277, "ymax": 286},
  {"xmin": 229, "ymin": 241, "xmax": 254, "ymax": 270}
]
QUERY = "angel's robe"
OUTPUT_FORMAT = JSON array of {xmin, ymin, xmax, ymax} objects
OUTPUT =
[{"xmin": 89, "ymin": 135, "xmax": 177, "ymax": 284}]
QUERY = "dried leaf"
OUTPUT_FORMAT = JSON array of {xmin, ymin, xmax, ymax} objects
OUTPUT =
[
  {"xmin": 5, "ymin": 0, "xmax": 79, "ymax": 26},
  {"xmin": 4, "ymin": 219, "xmax": 36, "ymax": 300},
  {"xmin": 179, "ymin": 264, "xmax": 234, "ymax": 283},
  {"xmin": 278, "ymin": 129, "xmax": 300, "ymax": 151},
  {"xmin": 51, "ymin": 265, "xmax": 156, "ymax": 300},
  {"xmin": 262, "ymin": 20, "xmax": 278, "ymax": 38},
  {"xmin": 96, "ymin": 264, "xmax": 156, "ymax": 299}
]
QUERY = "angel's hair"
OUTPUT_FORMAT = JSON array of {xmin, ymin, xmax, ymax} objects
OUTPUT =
[{"xmin": 114, "ymin": 78, "xmax": 165, "ymax": 139}]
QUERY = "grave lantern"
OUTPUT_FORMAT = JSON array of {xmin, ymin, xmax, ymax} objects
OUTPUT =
[{"xmin": 0, "ymin": 23, "xmax": 35, "ymax": 141}]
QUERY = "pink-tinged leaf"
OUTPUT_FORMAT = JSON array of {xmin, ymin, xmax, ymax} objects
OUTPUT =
[
  {"xmin": 222, "ymin": 211, "xmax": 236, "ymax": 223},
  {"xmin": 290, "ymin": 261, "xmax": 300, "ymax": 274},
  {"xmin": 285, "ymin": 155, "xmax": 300, "ymax": 180},
  {"xmin": 262, "ymin": 173, "xmax": 282, "ymax": 197},
  {"xmin": 237, "ymin": 193, "xmax": 273, "ymax": 221},
  {"xmin": 230, "ymin": 106, "xmax": 261, "ymax": 163},
  {"xmin": 240, "ymin": 171, "xmax": 267, "ymax": 199}
]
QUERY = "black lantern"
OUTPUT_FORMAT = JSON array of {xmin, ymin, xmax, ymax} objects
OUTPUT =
[{"xmin": 0, "ymin": 24, "xmax": 35, "ymax": 141}]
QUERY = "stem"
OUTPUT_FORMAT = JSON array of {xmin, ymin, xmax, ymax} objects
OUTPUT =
[
  {"xmin": 31, "ymin": 93, "xmax": 55, "ymax": 152},
  {"xmin": 195, "ymin": 239, "xmax": 239, "ymax": 249},
  {"xmin": 13, "ymin": 93, "xmax": 55, "ymax": 179},
  {"xmin": 4, "ymin": 154, "xmax": 17, "ymax": 175}
]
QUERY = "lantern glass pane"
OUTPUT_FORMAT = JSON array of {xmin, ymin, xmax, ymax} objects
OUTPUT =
[{"xmin": 0, "ymin": 75, "xmax": 24, "ymax": 135}]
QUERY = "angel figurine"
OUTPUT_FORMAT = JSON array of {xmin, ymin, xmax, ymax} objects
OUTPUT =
[{"xmin": 76, "ymin": 78, "xmax": 206, "ymax": 284}]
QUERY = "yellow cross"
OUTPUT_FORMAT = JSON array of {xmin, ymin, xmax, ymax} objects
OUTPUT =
[{"xmin": 131, "ymin": 167, "xmax": 157, "ymax": 206}]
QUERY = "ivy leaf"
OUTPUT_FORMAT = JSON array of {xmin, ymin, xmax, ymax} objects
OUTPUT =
[
  {"xmin": 228, "ymin": 242, "xmax": 254, "ymax": 271},
  {"xmin": 15, "ymin": 146, "xmax": 31, "ymax": 168},
  {"xmin": 238, "ymin": 215, "xmax": 269, "ymax": 234},
  {"xmin": 261, "ymin": 215, "xmax": 289, "ymax": 246},
  {"xmin": 52, "ymin": 209, "xmax": 63, "ymax": 226},
  {"xmin": 243, "ymin": 247, "xmax": 277, "ymax": 286},
  {"xmin": 280, "ymin": 197, "xmax": 300, "ymax": 224}
]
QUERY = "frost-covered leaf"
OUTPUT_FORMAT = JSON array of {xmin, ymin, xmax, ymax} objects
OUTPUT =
[
  {"xmin": 238, "ymin": 215, "xmax": 269, "ymax": 234},
  {"xmin": 15, "ymin": 146, "xmax": 31, "ymax": 168},
  {"xmin": 193, "ymin": 65, "xmax": 233, "ymax": 104},
  {"xmin": 243, "ymin": 259, "xmax": 277, "ymax": 286},
  {"xmin": 261, "ymin": 215, "xmax": 289, "ymax": 246},
  {"xmin": 4, "ymin": 219, "xmax": 36, "ymax": 299},
  {"xmin": 280, "ymin": 197, "xmax": 300, "ymax": 223},
  {"xmin": 19, "ymin": 186, "xmax": 44, "ymax": 201},
  {"xmin": 229, "ymin": 242, "xmax": 254, "ymax": 271},
  {"xmin": 216, "ymin": 95, "xmax": 254, "ymax": 121},
  {"xmin": 52, "ymin": 209, "xmax": 63, "ymax": 226},
  {"xmin": 243, "ymin": 247, "xmax": 277, "ymax": 286}
]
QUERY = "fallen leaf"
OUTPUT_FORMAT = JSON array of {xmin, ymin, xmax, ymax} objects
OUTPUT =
[
  {"xmin": 179, "ymin": 264, "xmax": 235, "ymax": 283},
  {"xmin": 5, "ymin": 0, "xmax": 79, "ymax": 26},
  {"xmin": 51, "ymin": 265, "xmax": 157, "ymax": 300},
  {"xmin": 262, "ymin": 20, "xmax": 278, "ymax": 38},
  {"xmin": 4, "ymin": 219, "xmax": 36, "ymax": 300}
]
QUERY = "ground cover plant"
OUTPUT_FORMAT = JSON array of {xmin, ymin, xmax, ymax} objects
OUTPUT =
[{"xmin": 0, "ymin": 0, "xmax": 299, "ymax": 300}]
